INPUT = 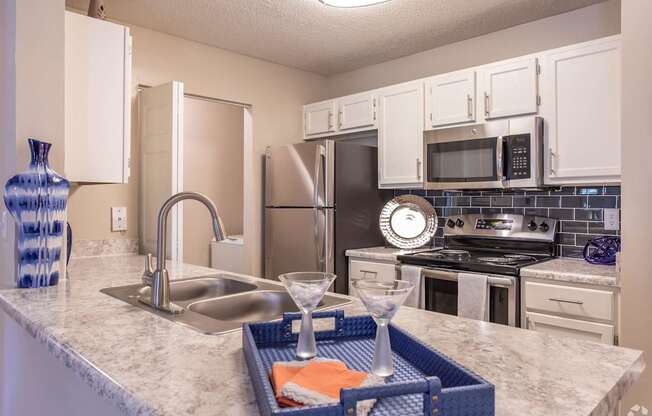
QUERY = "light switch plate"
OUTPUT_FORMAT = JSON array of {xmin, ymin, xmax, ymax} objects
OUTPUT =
[
  {"xmin": 111, "ymin": 207, "xmax": 128, "ymax": 232},
  {"xmin": 0, "ymin": 210, "xmax": 8, "ymax": 240},
  {"xmin": 604, "ymin": 208, "xmax": 620, "ymax": 230}
]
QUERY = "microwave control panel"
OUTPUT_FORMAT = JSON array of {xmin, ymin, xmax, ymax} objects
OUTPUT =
[{"xmin": 504, "ymin": 134, "xmax": 531, "ymax": 179}]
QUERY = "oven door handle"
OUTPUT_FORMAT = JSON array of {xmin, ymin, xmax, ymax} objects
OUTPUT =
[{"xmin": 421, "ymin": 269, "xmax": 514, "ymax": 287}]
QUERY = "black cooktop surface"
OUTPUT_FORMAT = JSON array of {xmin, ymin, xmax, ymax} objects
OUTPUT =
[{"xmin": 398, "ymin": 248, "xmax": 554, "ymax": 276}]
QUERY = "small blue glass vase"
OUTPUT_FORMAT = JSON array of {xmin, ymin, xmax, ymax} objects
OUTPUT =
[{"xmin": 3, "ymin": 139, "xmax": 70, "ymax": 288}]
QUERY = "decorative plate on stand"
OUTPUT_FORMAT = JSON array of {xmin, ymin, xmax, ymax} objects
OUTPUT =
[{"xmin": 379, "ymin": 195, "xmax": 438, "ymax": 249}]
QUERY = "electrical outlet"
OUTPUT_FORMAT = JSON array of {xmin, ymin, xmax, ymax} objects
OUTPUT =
[
  {"xmin": 111, "ymin": 207, "xmax": 128, "ymax": 232},
  {"xmin": 604, "ymin": 208, "xmax": 620, "ymax": 231}
]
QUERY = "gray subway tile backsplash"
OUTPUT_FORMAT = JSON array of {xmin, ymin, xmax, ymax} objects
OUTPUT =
[
  {"xmin": 561, "ymin": 196, "xmax": 589, "ymax": 208},
  {"xmin": 471, "ymin": 196, "xmax": 491, "ymax": 207},
  {"xmin": 587, "ymin": 196, "xmax": 618, "ymax": 209},
  {"xmin": 548, "ymin": 208, "xmax": 574, "ymax": 220},
  {"xmin": 535, "ymin": 196, "xmax": 561, "ymax": 207},
  {"xmin": 575, "ymin": 209, "xmax": 603, "ymax": 221},
  {"xmin": 395, "ymin": 185, "xmax": 621, "ymax": 258}
]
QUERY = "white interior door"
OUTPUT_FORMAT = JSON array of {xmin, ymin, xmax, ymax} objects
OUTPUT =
[{"xmin": 139, "ymin": 81, "xmax": 184, "ymax": 262}]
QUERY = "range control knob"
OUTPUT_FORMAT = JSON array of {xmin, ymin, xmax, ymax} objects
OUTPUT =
[
  {"xmin": 455, "ymin": 218, "xmax": 465, "ymax": 228},
  {"xmin": 539, "ymin": 222, "xmax": 550, "ymax": 232},
  {"xmin": 527, "ymin": 221, "xmax": 538, "ymax": 231},
  {"xmin": 447, "ymin": 219, "xmax": 456, "ymax": 228}
]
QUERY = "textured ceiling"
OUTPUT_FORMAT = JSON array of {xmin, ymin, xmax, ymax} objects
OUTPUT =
[{"xmin": 66, "ymin": 0, "xmax": 606, "ymax": 75}]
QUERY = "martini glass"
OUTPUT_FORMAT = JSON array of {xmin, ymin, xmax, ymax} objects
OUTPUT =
[
  {"xmin": 353, "ymin": 280, "xmax": 414, "ymax": 377},
  {"xmin": 279, "ymin": 272, "xmax": 337, "ymax": 359}
]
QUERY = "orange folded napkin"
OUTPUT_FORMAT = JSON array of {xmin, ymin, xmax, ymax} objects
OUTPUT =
[{"xmin": 270, "ymin": 358, "xmax": 384, "ymax": 416}]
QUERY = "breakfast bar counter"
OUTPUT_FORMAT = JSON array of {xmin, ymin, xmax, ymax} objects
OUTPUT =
[{"xmin": 0, "ymin": 255, "xmax": 644, "ymax": 416}]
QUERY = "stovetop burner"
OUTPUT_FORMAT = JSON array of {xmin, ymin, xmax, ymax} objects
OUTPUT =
[
  {"xmin": 476, "ymin": 256, "xmax": 518, "ymax": 265},
  {"xmin": 402, "ymin": 248, "xmax": 553, "ymax": 275}
]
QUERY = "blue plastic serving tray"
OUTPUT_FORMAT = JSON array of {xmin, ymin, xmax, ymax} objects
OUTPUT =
[{"xmin": 242, "ymin": 310, "xmax": 494, "ymax": 416}]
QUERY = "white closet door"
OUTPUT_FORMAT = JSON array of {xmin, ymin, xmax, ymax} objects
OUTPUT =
[{"xmin": 139, "ymin": 81, "xmax": 184, "ymax": 262}]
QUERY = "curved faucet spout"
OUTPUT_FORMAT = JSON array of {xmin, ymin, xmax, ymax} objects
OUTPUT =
[
  {"xmin": 155, "ymin": 192, "xmax": 227, "ymax": 272},
  {"xmin": 142, "ymin": 192, "xmax": 227, "ymax": 314}
]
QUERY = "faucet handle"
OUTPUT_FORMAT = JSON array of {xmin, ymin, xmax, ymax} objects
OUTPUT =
[{"xmin": 143, "ymin": 253, "xmax": 155, "ymax": 286}]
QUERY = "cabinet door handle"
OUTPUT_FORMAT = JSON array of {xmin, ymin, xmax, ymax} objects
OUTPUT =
[
  {"xmin": 338, "ymin": 110, "xmax": 343, "ymax": 128},
  {"xmin": 416, "ymin": 158, "xmax": 422, "ymax": 180},
  {"xmin": 467, "ymin": 94, "xmax": 473, "ymax": 118},
  {"xmin": 549, "ymin": 297, "xmax": 584, "ymax": 305},
  {"xmin": 328, "ymin": 111, "xmax": 333, "ymax": 130},
  {"xmin": 549, "ymin": 149, "xmax": 556, "ymax": 176},
  {"xmin": 484, "ymin": 92, "xmax": 490, "ymax": 117},
  {"xmin": 360, "ymin": 270, "xmax": 378, "ymax": 280}
]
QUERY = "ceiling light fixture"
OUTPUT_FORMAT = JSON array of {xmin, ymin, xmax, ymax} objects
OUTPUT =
[{"xmin": 319, "ymin": 0, "xmax": 390, "ymax": 8}]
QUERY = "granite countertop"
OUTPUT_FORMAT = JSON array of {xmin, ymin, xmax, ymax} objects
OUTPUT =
[
  {"xmin": 345, "ymin": 246, "xmax": 423, "ymax": 262},
  {"xmin": 0, "ymin": 255, "xmax": 643, "ymax": 416},
  {"xmin": 521, "ymin": 257, "xmax": 619, "ymax": 287}
]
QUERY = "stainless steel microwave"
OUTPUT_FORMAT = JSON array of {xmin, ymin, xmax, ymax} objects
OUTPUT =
[{"xmin": 423, "ymin": 116, "xmax": 544, "ymax": 189}]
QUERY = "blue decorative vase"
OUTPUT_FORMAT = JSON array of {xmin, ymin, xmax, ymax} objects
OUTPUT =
[{"xmin": 3, "ymin": 139, "xmax": 70, "ymax": 288}]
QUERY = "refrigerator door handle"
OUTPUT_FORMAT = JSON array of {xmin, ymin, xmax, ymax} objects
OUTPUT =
[{"xmin": 313, "ymin": 144, "xmax": 326, "ymax": 271}]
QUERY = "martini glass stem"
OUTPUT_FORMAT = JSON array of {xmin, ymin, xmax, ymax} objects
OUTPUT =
[
  {"xmin": 296, "ymin": 309, "xmax": 316, "ymax": 359},
  {"xmin": 372, "ymin": 320, "xmax": 393, "ymax": 377}
]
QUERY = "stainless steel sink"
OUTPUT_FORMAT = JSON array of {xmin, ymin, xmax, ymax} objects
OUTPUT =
[
  {"xmin": 101, "ymin": 275, "xmax": 351, "ymax": 334},
  {"xmin": 188, "ymin": 290, "xmax": 320, "ymax": 322},
  {"xmin": 137, "ymin": 277, "xmax": 257, "ymax": 304}
]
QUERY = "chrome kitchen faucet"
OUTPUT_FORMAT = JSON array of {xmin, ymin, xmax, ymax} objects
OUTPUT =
[{"xmin": 140, "ymin": 192, "xmax": 227, "ymax": 314}]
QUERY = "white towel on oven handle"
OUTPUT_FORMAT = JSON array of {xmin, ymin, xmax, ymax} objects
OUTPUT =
[
  {"xmin": 400, "ymin": 265, "xmax": 424, "ymax": 309},
  {"xmin": 457, "ymin": 273, "xmax": 488, "ymax": 321}
]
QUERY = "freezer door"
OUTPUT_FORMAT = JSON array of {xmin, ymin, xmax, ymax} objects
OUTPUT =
[
  {"xmin": 265, "ymin": 141, "xmax": 334, "ymax": 207},
  {"xmin": 264, "ymin": 207, "xmax": 334, "ymax": 280}
]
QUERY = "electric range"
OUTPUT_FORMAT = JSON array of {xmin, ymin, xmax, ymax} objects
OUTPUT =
[{"xmin": 397, "ymin": 213, "xmax": 557, "ymax": 327}]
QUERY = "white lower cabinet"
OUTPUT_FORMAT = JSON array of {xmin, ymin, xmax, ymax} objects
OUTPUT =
[
  {"xmin": 523, "ymin": 278, "xmax": 618, "ymax": 345},
  {"xmin": 348, "ymin": 258, "xmax": 397, "ymax": 296},
  {"xmin": 525, "ymin": 312, "xmax": 614, "ymax": 344}
]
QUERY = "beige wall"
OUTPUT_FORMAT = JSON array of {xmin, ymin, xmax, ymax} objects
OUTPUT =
[
  {"xmin": 183, "ymin": 98, "xmax": 244, "ymax": 267},
  {"xmin": 0, "ymin": 0, "xmax": 17, "ymax": 289},
  {"xmin": 66, "ymin": 21, "xmax": 328, "ymax": 275},
  {"xmin": 0, "ymin": 0, "xmax": 65, "ymax": 288},
  {"xmin": 620, "ymin": 0, "xmax": 652, "ymax": 410},
  {"xmin": 326, "ymin": 0, "xmax": 620, "ymax": 97}
]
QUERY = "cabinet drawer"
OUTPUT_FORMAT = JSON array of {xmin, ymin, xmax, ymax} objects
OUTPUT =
[
  {"xmin": 349, "ymin": 259, "xmax": 396, "ymax": 283},
  {"xmin": 525, "ymin": 312, "xmax": 614, "ymax": 344},
  {"xmin": 525, "ymin": 281, "xmax": 613, "ymax": 321}
]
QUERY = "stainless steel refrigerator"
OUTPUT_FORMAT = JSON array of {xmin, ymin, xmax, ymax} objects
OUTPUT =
[{"xmin": 264, "ymin": 139, "xmax": 391, "ymax": 294}]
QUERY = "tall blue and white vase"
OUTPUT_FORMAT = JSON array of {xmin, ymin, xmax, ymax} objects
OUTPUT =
[{"xmin": 3, "ymin": 139, "xmax": 70, "ymax": 288}]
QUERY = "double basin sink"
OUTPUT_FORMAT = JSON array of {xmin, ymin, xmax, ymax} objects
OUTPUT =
[{"xmin": 101, "ymin": 274, "xmax": 351, "ymax": 334}]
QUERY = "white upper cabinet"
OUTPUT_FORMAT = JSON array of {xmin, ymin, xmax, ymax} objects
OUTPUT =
[
  {"xmin": 64, "ymin": 11, "xmax": 132, "ymax": 183},
  {"xmin": 377, "ymin": 81, "xmax": 424, "ymax": 188},
  {"xmin": 338, "ymin": 91, "xmax": 377, "ymax": 132},
  {"xmin": 478, "ymin": 57, "xmax": 539, "ymax": 120},
  {"xmin": 303, "ymin": 100, "xmax": 336, "ymax": 137},
  {"xmin": 540, "ymin": 36, "xmax": 621, "ymax": 184},
  {"xmin": 426, "ymin": 69, "xmax": 476, "ymax": 128}
]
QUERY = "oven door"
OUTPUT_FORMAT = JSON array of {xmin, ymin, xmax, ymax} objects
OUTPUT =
[
  {"xmin": 423, "ymin": 120, "xmax": 508, "ymax": 189},
  {"xmin": 422, "ymin": 268, "xmax": 518, "ymax": 326}
]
